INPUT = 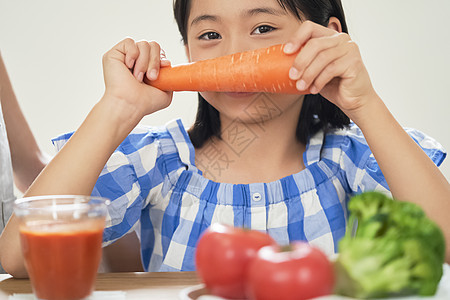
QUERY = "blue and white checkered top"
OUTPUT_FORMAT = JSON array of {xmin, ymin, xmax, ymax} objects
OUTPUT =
[{"xmin": 52, "ymin": 119, "xmax": 446, "ymax": 272}]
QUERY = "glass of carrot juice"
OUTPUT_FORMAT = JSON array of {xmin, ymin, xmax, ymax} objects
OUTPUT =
[{"xmin": 14, "ymin": 195, "xmax": 109, "ymax": 300}]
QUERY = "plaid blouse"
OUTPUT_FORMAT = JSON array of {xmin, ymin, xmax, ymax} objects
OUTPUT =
[{"xmin": 52, "ymin": 119, "xmax": 446, "ymax": 272}]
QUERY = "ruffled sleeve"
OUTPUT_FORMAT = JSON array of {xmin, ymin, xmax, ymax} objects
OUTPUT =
[
  {"xmin": 52, "ymin": 126, "xmax": 164, "ymax": 245},
  {"xmin": 339, "ymin": 124, "xmax": 446, "ymax": 194}
]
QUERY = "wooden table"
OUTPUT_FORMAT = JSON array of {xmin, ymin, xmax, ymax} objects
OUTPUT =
[
  {"xmin": 0, "ymin": 272, "xmax": 201, "ymax": 300},
  {"xmin": 2, "ymin": 265, "xmax": 449, "ymax": 299}
]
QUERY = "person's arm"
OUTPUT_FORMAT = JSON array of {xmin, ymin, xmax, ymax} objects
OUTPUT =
[
  {"xmin": 0, "ymin": 53, "xmax": 49, "ymax": 193},
  {"xmin": 0, "ymin": 39, "xmax": 172, "ymax": 277},
  {"xmin": 347, "ymin": 93, "xmax": 450, "ymax": 257},
  {"xmin": 285, "ymin": 21, "xmax": 450, "ymax": 262}
]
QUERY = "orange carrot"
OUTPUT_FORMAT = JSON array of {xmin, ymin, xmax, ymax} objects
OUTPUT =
[{"xmin": 149, "ymin": 44, "xmax": 304, "ymax": 94}]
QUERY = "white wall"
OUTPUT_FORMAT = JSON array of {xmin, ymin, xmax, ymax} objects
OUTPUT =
[{"xmin": 0, "ymin": 0, "xmax": 449, "ymax": 181}]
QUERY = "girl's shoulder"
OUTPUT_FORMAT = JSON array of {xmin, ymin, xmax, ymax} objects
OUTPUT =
[
  {"xmin": 124, "ymin": 119, "xmax": 190, "ymax": 148},
  {"xmin": 317, "ymin": 123, "xmax": 446, "ymax": 169},
  {"xmin": 313, "ymin": 124, "xmax": 446, "ymax": 194},
  {"xmin": 52, "ymin": 119, "xmax": 196, "ymax": 183},
  {"xmin": 52, "ymin": 119, "xmax": 189, "ymax": 154},
  {"xmin": 118, "ymin": 122, "xmax": 173, "ymax": 154},
  {"xmin": 305, "ymin": 123, "xmax": 368, "ymax": 166},
  {"xmin": 323, "ymin": 123, "xmax": 445, "ymax": 155}
]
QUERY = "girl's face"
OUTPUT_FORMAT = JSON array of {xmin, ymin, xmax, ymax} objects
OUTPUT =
[{"xmin": 186, "ymin": 0, "xmax": 305, "ymax": 125}]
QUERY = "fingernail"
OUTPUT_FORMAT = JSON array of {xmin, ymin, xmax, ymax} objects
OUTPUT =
[
  {"xmin": 128, "ymin": 59, "xmax": 135, "ymax": 69},
  {"xmin": 284, "ymin": 43, "xmax": 295, "ymax": 53},
  {"xmin": 137, "ymin": 72, "xmax": 144, "ymax": 82},
  {"xmin": 149, "ymin": 69, "xmax": 158, "ymax": 80},
  {"xmin": 296, "ymin": 80, "xmax": 307, "ymax": 91},
  {"xmin": 289, "ymin": 67, "xmax": 300, "ymax": 80},
  {"xmin": 310, "ymin": 85, "xmax": 318, "ymax": 94}
]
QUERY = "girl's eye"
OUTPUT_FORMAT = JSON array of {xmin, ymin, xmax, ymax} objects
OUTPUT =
[
  {"xmin": 198, "ymin": 32, "xmax": 221, "ymax": 40},
  {"xmin": 252, "ymin": 25, "xmax": 276, "ymax": 35}
]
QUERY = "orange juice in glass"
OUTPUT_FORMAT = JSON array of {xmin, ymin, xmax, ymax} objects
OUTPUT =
[{"xmin": 14, "ymin": 195, "xmax": 109, "ymax": 300}]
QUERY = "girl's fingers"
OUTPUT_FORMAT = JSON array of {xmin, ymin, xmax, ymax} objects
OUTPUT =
[
  {"xmin": 121, "ymin": 38, "xmax": 140, "ymax": 69},
  {"xmin": 160, "ymin": 49, "xmax": 171, "ymax": 67},
  {"xmin": 284, "ymin": 21, "xmax": 335, "ymax": 54},
  {"xmin": 310, "ymin": 58, "xmax": 346, "ymax": 95},
  {"xmin": 308, "ymin": 53, "xmax": 353, "ymax": 95},
  {"xmin": 294, "ymin": 39, "xmax": 349, "ymax": 92},
  {"xmin": 134, "ymin": 41, "xmax": 151, "ymax": 82},
  {"xmin": 160, "ymin": 59, "xmax": 171, "ymax": 67},
  {"xmin": 289, "ymin": 33, "xmax": 349, "ymax": 81},
  {"xmin": 310, "ymin": 41, "xmax": 363, "ymax": 95},
  {"xmin": 147, "ymin": 41, "xmax": 162, "ymax": 81}
]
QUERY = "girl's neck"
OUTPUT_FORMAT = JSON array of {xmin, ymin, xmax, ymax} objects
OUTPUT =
[{"xmin": 195, "ymin": 102, "xmax": 306, "ymax": 184}]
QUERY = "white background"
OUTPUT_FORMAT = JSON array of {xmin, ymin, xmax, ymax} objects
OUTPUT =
[{"xmin": 0, "ymin": 0, "xmax": 449, "ymax": 181}]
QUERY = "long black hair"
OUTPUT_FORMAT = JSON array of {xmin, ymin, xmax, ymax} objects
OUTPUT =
[{"xmin": 173, "ymin": 0, "xmax": 350, "ymax": 148}]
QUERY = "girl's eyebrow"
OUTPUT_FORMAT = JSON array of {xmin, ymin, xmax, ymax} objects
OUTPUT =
[
  {"xmin": 190, "ymin": 7, "xmax": 286, "ymax": 27},
  {"xmin": 190, "ymin": 14, "xmax": 221, "ymax": 27},
  {"xmin": 244, "ymin": 7, "xmax": 287, "ymax": 17}
]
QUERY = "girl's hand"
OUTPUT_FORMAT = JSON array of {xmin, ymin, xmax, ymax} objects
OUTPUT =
[
  {"xmin": 284, "ymin": 21, "xmax": 377, "ymax": 118},
  {"xmin": 102, "ymin": 38, "xmax": 173, "ymax": 119}
]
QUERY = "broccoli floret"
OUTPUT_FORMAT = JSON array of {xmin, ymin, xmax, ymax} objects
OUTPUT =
[{"xmin": 334, "ymin": 191, "xmax": 445, "ymax": 298}]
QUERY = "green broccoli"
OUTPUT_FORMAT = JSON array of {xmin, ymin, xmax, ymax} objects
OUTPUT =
[{"xmin": 334, "ymin": 191, "xmax": 445, "ymax": 298}]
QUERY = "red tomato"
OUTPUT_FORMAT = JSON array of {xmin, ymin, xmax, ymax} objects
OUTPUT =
[
  {"xmin": 246, "ymin": 242, "xmax": 334, "ymax": 300},
  {"xmin": 195, "ymin": 223, "xmax": 276, "ymax": 299}
]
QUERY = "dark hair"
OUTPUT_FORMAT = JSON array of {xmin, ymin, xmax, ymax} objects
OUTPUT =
[{"xmin": 173, "ymin": 0, "xmax": 350, "ymax": 148}]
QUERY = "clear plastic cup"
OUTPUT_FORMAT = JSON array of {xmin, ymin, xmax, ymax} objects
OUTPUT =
[{"xmin": 14, "ymin": 195, "xmax": 109, "ymax": 300}]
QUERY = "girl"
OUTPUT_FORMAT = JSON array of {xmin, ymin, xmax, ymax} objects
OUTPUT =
[{"xmin": 1, "ymin": 0, "xmax": 449, "ymax": 277}]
